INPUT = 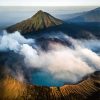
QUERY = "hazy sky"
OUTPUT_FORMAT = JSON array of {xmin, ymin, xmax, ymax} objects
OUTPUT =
[{"xmin": 0, "ymin": 0, "xmax": 100, "ymax": 6}]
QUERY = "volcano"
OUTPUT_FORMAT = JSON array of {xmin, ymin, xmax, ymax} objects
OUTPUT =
[{"xmin": 6, "ymin": 10, "xmax": 63, "ymax": 34}]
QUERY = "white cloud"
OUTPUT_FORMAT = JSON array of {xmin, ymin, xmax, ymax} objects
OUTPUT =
[{"xmin": 0, "ymin": 30, "xmax": 100, "ymax": 84}]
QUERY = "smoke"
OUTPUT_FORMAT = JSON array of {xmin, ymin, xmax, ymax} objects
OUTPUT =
[
  {"xmin": 19, "ymin": 43, "xmax": 97, "ymax": 82},
  {"xmin": 0, "ymin": 30, "xmax": 100, "ymax": 86},
  {"xmin": 0, "ymin": 30, "xmax": 34, "ymax": 52}
]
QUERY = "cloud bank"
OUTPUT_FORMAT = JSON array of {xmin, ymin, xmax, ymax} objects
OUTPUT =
[{"xmin": 0, "ymin": 30, "xmax": 100, "ymax": 86}]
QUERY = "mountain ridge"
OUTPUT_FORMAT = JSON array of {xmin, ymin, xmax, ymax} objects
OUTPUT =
[
  {"xmin": 68, "ymin": 7, "xmax": 100, "ymax": 22},
  {"xmin": 0, "ymin": 71, "xmax": 100, "ymax": 100},
  {"xmin": 6, "ymin": 8, "xmax": 100, "ymax": 39}
]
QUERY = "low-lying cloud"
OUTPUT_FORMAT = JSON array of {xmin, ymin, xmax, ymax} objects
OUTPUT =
[
  {"xmin": 0, "ymin": 30, "xmax": 100, "ymax": 86},
  {"xmin": 0, "ymin": 30, "xmax": 34, "ymax": 52}
]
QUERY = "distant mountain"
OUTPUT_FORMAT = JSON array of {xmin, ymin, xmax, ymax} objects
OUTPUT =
[
  {"xmin": 6, "ymin": 9, "xmax": 100, "ymax": 39},
  {"xmin": 57, "ymin": 12, "xmax": 85, "ymax": 21},
  {"xmin": 6, "ymin": 10, "xmax": 63, "ymax": 34},
  {"xmin": 0, "ymin": 71, "xmax": 100, "ymax": 100},
  {"xmin": 68, "ymin": 7, "xmax": 100, "ymax": 22}
]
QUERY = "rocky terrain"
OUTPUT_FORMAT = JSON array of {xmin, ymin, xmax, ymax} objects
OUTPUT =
[{"xmin": 0, "ymin": 71, "xmax": 100, "ymax": 100}]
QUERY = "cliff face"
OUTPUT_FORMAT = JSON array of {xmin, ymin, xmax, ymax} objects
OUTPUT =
[
  {"xmin": 0, "ymin": 71, "xmax": 100, "ymax": 100},
  {"xmin": 6, "ymin": 10, "xmax": 63, "ymax": 34}
]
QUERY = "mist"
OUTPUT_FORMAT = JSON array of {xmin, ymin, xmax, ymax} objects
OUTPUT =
[{"xmin": 0, "ymin": 30, "xmax": 100, "ymax": 86}]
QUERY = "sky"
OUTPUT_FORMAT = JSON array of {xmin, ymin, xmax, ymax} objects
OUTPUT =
[{"xmin": 0, "ymin": 0, "xmax": 100, "ymax": 6}]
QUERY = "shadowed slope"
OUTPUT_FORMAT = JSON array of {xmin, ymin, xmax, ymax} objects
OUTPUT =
[
  {"xmin": 0, "ymin": 71, "xmax": 100, "ymax": 100},
  {"xmin": 68, "ymin": 7, "xmax": 100, "ymax": 22}
]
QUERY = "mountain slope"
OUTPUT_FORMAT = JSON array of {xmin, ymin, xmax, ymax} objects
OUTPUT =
[
  {"xmin": 6, "ymin": 9, "xmax": 100, "ymax": 39},
  {"xmin": 68, "ymin": 7, "xmax": 100, "ymax": 22},
  {"xmin": 58, "ymin": 12, "xmax": 85, "ymax": 21},
  {"xmin": 0, "ymin": 71, "xmax": 100, "ymax": 100},
  {"xmin": 6, "ymin": 10, "xmax": 63, "ymax": 34}
]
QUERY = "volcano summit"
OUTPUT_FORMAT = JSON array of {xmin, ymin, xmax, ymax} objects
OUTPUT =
[{"xmin": 6, "ymin": 10, "xmax": 63, "ymax": 34}]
